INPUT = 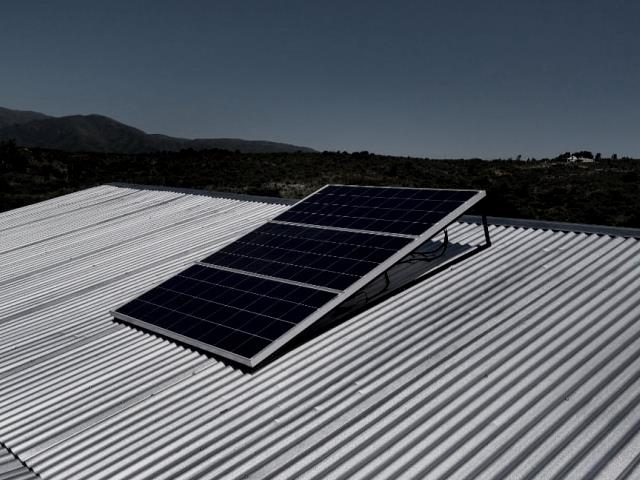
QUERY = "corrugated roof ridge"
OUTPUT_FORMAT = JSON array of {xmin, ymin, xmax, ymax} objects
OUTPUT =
[
  {"xmin": 109, "ymin": 183, "xmax": 640, "ymax": 238},
  {"xmin": 107, "ymin": 182, "xmax": 297, "ymax": 205},
  {"xmin": 462, "ymin": 215, "xmax": 640, "ymax": 239}
]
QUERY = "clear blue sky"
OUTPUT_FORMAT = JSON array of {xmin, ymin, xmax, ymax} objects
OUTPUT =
[{"xmin": 1, "ymin": 0, "xmax": 638, "ymax": 158}]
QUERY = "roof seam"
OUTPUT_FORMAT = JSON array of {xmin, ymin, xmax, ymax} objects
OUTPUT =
[
  {"xmin": 462, "ymin": 215, "xmax": 640, "ymax": 239},
  {"xmin": 0, "ymin": 195, "xmax": 185, "ymax": 256},
  {"xmin": 0, "ymin": 443, "xmax": 39, "ymax": 479},
  {"xmin": 110, "ymin": 183, "xmax": 640, "ymax": 238},
  {"xmin": 108, "ymin": 182, "xmax": 297, "ymax": 206}
]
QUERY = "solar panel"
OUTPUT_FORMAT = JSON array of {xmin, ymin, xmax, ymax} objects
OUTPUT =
[
  {"xmin": 201, "ymin": 222, "xmax": 412, "ymax": 290},
  {"xmin": 274, "ymin": 185, "xmax": 477, "ymax": 235},
  {"xmin": 112, "ymin": 185, "xmax": 485, "ymax": 367},
  {"xmin": 116, "ymin": 265, "xmax": 336, "ymax": 360}
]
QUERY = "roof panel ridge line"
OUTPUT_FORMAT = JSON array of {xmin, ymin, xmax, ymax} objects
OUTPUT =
[
  {"xmin": 0, "ymin": 325, "xmax": 126, "ymax": 382},
  {"xmin": 193, "ymin": 262, "xmax": 342, "ymax": 294},
  {"xmin": 269, "ymin": 220, "xmax": 417, "ymax": 239},
  {"xmin": 0, "ymin": 225, "xmax": 241, "ymax": 326},
  {"xmin": 18, "ymin": 356, "xmax": 218, "ymax": 463},
  {"xmin": 0, "ymin": 194, "xmax": 185, "ymax": 258},
  {"xmin": 460, "ymin": 215, "xmax": 640, "ymax": 240},
  {"xmin": 0, "ymin": 204, "xmax": 242, "ymax": 289},
  {"xmin": 0, "ymin": 189, "xmax": 142, "ymax": 235},
  {"xmin": 106, "ymin": 183, "xmax": 296, "ymax": 206}
]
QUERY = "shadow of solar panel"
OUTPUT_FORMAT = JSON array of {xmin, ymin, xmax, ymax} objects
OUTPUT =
[{"xmin": 274, "ymin": 186, "xmax": 477, "ymax": 235}]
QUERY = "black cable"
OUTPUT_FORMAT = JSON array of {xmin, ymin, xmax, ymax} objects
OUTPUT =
[
  {"xmin": 398, "ymin": 229, "xmax": 449, "ymax": 264},
  {"xmin": 363, "ymin": 229, "xmax": 450, "ymax": 304}
]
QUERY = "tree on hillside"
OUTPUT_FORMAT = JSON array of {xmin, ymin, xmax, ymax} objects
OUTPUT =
[
  {"xmin": 574, "ymin": 150, "xmax": 593, "ymax": 159},
  {"xmin": 0, "ymin": 139, "xmax": 28, "ymax": 172}
]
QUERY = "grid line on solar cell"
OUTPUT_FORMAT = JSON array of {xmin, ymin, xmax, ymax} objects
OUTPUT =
[
  {"xmin": 232, "ymin": 239, "xmax": 378, "ymax": 265},
  {"xmin": 119, "ymin": 298, "xmax": 275, "ymax": 357},
  {"xmin": 174, "ymin": 269, "xmax": 326, "ymax": 309},
  {"xmin": 171, "ymin": 264, "xmax": 335, "ymax": 311},
  {"xmin": 114, "ymin": 264, "xmax": 337, "ymax": 358},
  {"xmin": 135, "ymin": 297, "xmax": 275, "ymax": 338},
  {"xmin": 205, "ymin": 252, "xmax": 358, "ymax": 284},
  {"xmin": 195, "ymin": 262, "xmax": 342, "ymax": 294},
  {"xmin": 274, "ymin": 186, "xmax": 478, "ymax": 235},
  {"xmin": 201, "ymin": 222, "xmax": 412, "ymax": 290},
  {"xmin": 154, "ymin": 286, "xmax": 297, "ymax": 325},
  {"xmin": 253, "ymin": 222, "xmax": 411, "ymax": 249}
]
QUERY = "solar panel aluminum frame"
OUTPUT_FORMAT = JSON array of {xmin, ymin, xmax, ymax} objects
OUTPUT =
[
  {"xmin": 273, "ymin": 184, "xmax": 481, "ymax": 236},
  {"xmin": 111, "ymin": 186, "xmax": 486, "ymax": 368}
]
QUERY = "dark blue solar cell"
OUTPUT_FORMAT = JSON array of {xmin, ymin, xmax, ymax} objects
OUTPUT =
[
  {"xmin": 233, "ymin": 336, "xmax": 272, "ymax": 357},
  {"xmin": 254, "ymin": 320, "xmax": 293, "ymax": 341},
  {"xmin": 148, "ymin": 311, "xmax": 180, "ymax": 330},
  {"xmin": 429, "ymin": 190, "xmax": 455, "ymax": 201},
  {"xmin": 113, "ymin": 264, "xmax": 338, "ymax": 361},
  {"xmin": 245, "ymin": 295, "xmax": 278, "ymax": 313},
  {"xmin": 182, "ymin": 280, "xmax": 210, "ymax": 298},
  {"xmin": 305, "ymin": 289, "xmax": 338, "ymax": 307},
  {"xmin": 449, "ymin": 190, "xmax": 476, "ymax": 201},
  {"xmin": 116, "ymin": 299, "xmax": 140, "ymax": 318},
  {"xmin": 390, "ymin": 188, "xmax": 418, "ymax": 199},
  {"xmin": 181, "ymin": 319, "xmax": 216, "ymax": 338},
  {"xmin": 212, "ymin": 329, "xmax": 251, "ymax": 352},
  {"xmin": 280, "ymin": 288, "xmax": 310, "ymax": 304},
  {"xmin": 201, "ymin": 222, "xmax": 411, "ymax": 290},
  {"xmin": 158, "ymin": 276, "xmax": 188, "ymax": 291},
  {"xmin": 274, "ymin": 186, "xmax": 480, "ymax": 235},
  {"xmin": 302, "ymin": 271, "xmax": 340, "ymax": 290},
  {"xmin": 281, "ymin": 304, "xmax": 316, "ymax": 323}
]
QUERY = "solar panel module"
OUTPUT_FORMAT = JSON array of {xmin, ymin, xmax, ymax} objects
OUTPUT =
[
  {"xmin": 201, "ymin": 222, "xmax": 413, "ymax": 290},
  {"xmin": 112, "ymin": 185, "xmax": 486, "ymax": 367},
  {"xmin": 274, "ymin": 185, "xmax": 478, "ymax": 235},
  {"xmin": 116, "ymin": 264, "xmax": 336, "ymax": 359}
]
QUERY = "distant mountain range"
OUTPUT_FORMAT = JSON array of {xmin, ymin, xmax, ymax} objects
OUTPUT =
[{"xmin": 0, "ymin": 106, "xmax": 315, "ymax": 153}]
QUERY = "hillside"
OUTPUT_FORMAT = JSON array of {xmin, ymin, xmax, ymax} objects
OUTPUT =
[
  {"xmin": 0, "ymin": 106, "xmax": 51, "ymax": 129},
  {"xmin": 1, "ymin": 143, "xmax": 639, "ymax": 228},
  {"xmin": 0, "ymin": 107, "xmax": 315, "ymax": 154}
]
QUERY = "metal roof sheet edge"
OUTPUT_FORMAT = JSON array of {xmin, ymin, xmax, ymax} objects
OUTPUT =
[
  {"xmin": 106, "ymin": 182, "xmax": 297, "ymax": 205},
  {"xmin": 108, "ymin": 182, "xmax": 640, "ymax": 239},
  {"xmin": 462, "ymin": 215, "xmax": 640, "ymax": 239},
  {"xmin": 0, "ymin": 443, "xmax": 39, "ymax": 479}
]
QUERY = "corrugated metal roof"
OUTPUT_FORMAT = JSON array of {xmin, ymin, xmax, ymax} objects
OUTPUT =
[
  {"xmin": 0, "ymin": 445, "xmax": 37, "ymax": 480},
  {"xmin": 1, "ymin": 184, "xmax": 640, "ymax": 480}
]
